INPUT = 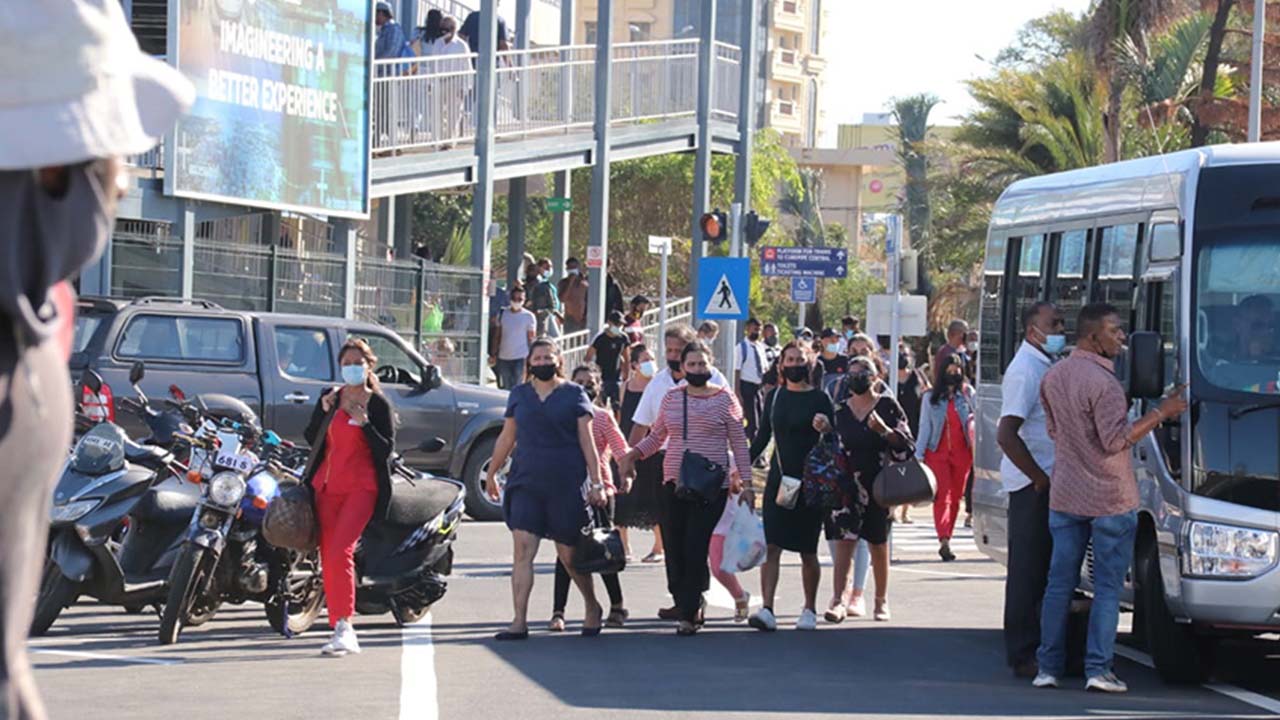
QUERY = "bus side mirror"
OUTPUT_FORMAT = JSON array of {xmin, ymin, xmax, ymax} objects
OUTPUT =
[{"xmin": 1128, "ymin": 331, "xmax": 1164, "ymax": 399}]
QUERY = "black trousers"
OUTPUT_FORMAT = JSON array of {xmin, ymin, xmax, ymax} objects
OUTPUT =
[
  {"xmin": 739, "ymin": 381, "xmax": 762, "ymax": 441},
  {"xmin": 1003, "ymin": 484, "xmax": 1053, "ymax": 667},
  {"xmin": 658, "ymin": 483, "xmax": 728, "ymax": 622},
  {"xmin": 0, "ymin": 329, "xmax": 72, "ymax": 720}
]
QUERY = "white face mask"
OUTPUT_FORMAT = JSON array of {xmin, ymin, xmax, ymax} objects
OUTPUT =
[
  {"xmin": 341, "ymin": 364, "xmax": 366, "ymax": 387},
  {"xmin": 637, "ymin": 360, "xmax": 657, "ymax": 378},
  {"xmin": 966, "ymin": 341, "xmax": 979, "ymax": 353},
  {"xmin": 567, "ymin": 268, "xmax": 579, "ymax": 276},
  {"xmin": 511, "ymin": 300, "xmax": 523, "ymax": 310}
]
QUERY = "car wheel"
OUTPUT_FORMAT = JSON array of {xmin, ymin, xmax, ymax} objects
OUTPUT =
[
  {"xmin": 1139, "ymin": 542, "xmax": 1214, "ymax": 683},
  {"xmin": 462, "ymin": 434, "xmax": 507, "ymax": 521}
]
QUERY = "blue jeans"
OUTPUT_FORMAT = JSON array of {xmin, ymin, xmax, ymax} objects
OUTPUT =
[
  {"xmin": 1037, "ymin": 509, "xmax": 1138, "ymax": 679},
  {"xmin": 496, "ymin": 359, "xmax": 525, "ymax": 390}
]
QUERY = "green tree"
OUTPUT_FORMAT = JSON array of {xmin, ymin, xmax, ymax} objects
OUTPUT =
[{"xmin": 892, "ymin": 93, "xmax": 940, "ymax": 297}]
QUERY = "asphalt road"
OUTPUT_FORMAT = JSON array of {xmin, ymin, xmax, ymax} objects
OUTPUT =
[{"xmin": 31, "ymin": 521, "xmax": 1280, "ymax": 720}]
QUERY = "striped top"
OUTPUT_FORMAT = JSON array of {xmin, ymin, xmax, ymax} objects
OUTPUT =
[
  {"xmin": 634, "ymin": 387, "xmax": 752, "ymax": 486},
  {"xmin": 592, "ymin": 406, "xmax": 630, "ymax": 492}
]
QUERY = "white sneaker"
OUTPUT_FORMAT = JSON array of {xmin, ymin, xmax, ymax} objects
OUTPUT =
[
  {"xmin": 748, "ymin": 607, "xmax": 777, "ymax": 632},
  {"xmin": 1032, "ymin": 673, "xmax": 1059, "ymax": 689},
  {"xmin": 795, "ymin": 608, "xmax": 818, "ymax": 631},
  {"xmin": 322, "ymin": 619, "xmax": 361, "ymax": 657},
  {"xmin": 846, "ymin": 596, "xmax": 866, "ymax": 618},
  {"xmin": 873, "ymin": 601, "xmax": 891, "ymax": 622},
  {"xmin": 1086, "ymin": 672, "xmax": 1128, "ymax": 693}
]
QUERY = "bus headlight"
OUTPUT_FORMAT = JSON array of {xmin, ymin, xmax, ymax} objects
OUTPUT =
[
  {"xmin": 207, "ymin": 472, "xmax": 246, "ymax": 508},
  {"xmin": 1184, "ymin": 521, "xmax": 1279, "ymax": 578}
]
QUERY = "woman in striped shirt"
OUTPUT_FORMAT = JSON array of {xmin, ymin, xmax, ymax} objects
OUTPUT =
[
  {"xmin": 549, "ymin": 363, "xmax": 632, "ymax": 631},
  {"xmin": 621, "ymin": 341, "xmax": 752, "ymax": 635}
]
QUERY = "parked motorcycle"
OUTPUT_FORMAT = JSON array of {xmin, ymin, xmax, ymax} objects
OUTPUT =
[
  {"xmin": 159, "ymin": 419, "xmax": 323, "ymax": 644},
  {"xmin": 34, "ymin": 365, "xmax": 201, "ymax": 636}
]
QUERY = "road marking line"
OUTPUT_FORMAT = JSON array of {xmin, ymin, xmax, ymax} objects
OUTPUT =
[
  {"xmin": 705, "ymin": 579, "xmax": 762, "ymax": 610},
  {"xmin": 399, "ymin": 611, "xmax": 437, "ymax": 720},
  {"xmin": 30, "ymin": 649, "xmax": 179, "ymax": 666},
  {"xmin": 892, "ymin": 566, "xmax": 1004, "ymax": 580},
  {"xmin": 1114, "ymin": 646, "xmax": 1280, "ymax": 715}
]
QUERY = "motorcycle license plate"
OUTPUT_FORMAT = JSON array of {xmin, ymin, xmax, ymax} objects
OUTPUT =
[{"xmin": 216, "ymin": 449, "xmax": 257, "ymax": 473}]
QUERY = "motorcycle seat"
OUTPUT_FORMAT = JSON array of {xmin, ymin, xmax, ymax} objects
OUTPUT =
[
  {"xmin": 384, "ymin": 476, "xmax": 462, "ymax": 527},
  {"xmin": 132, "ymin": 481, "xmax": 200, "ymax": 525},
  {"xmin": 124, "ymin": 441, "xmax": 171, "ymax": 469}
]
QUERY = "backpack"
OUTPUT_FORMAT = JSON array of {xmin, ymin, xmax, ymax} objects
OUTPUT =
[
  {"xmin": 802, "ymin": 433, "xmax": 848, "ymax": 510},
  {"xmin": 529, "ymin": 281, "xmax": 554, "ymax": 312}
]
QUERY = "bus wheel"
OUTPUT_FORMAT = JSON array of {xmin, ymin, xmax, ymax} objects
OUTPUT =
[{"xmin": 1138, "ymin": 543, "xmax": 1213, "ymax": 684}]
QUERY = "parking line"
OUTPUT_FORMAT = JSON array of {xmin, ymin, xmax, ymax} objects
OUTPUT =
[
  {"xmin": 399, "ymin": 611, "xmax": 438, "ymax": 720},
  {"xmin": 30, "ymin": 649, "xmax": 179, "ymax": 666},
  {"xmin": 1114, "ymin": 646, "xmax": 1280, "ymax": 715}
]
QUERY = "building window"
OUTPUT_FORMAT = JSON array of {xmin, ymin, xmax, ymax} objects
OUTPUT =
[
  {"xmin": 629, "ymin": 22, "xmax": 651, "ymax": 42},
  {"xmin": 584, "ymin": 22, "xmax": 597, "ymax": 44}
]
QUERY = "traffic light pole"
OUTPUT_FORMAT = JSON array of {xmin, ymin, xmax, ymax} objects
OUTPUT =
[{"xmin": 722, "ymin": 202, "xmax": 743, "ymax": 377}]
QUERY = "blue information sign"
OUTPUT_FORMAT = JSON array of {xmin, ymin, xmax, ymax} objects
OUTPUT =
[
  {"xmin": 759, "ymin": 246, "xmax": 848, "ymax": 278},
  {"xmin": 790, "ymin": 277, "xmax": 816, "ymax": 303},
  {"xmin": 696, "ymin": 257, "xmax": 751, "ymax": 321}
]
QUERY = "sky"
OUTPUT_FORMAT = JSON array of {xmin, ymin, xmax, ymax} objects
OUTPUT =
[{"xmin": 820, "ymin": 0, "xmax": 1094, "ymax": 142}]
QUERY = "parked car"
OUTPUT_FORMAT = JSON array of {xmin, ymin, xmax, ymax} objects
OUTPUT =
[{"xmin": 72, "ymin": 296, "xmax": 511, "ymax": 520}]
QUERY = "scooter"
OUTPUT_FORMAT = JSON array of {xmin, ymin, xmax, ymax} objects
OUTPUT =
[
  {"xmin": 33, "ymin": 365, "xmax": 201, "ymax": 636},
  {"xmin": 352, "ymin": 447, "xmax": 465, "ymax": 626}
]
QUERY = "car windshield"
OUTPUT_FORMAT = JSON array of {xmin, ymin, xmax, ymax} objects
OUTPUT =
[{"xmin": 1195, "ymin": 236, "xmax": 1280, "ymax": 395}]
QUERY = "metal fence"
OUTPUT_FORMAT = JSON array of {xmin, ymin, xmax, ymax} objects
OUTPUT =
[
  {"xmin": 191, "ymin": 241, "xmax": 272, "ymax": 311},
  {"xmin": 110, "ymin": 223, "xmax": 182, "ymax": 299},
  {"xmin": 416, "ymin": 0, "xmax": 475, "ymax": 24},
  {"xmin": 494, "ymin": 46, "xmax": 596, "ymax": 139},
  {"xmin": 126, "ymin": 139, "xmax": 164, "ymax": 177},
  {"xmin": 713, "ymin": 42, "xmax": 742, "ymax": 123},
  {"xmin": 371, "ymin": 54, "xmax": 478, "ymax": 152},
  {"xmin": 610, "ymin": 40, "xmax": 699, "ymax": 123},
  {"xmin": 560, "ymin": 296, "xmax": 694, "ymax": 372},
  {"xmin": 273, "ymin": 247, "xmax": 349, "ymax": 319}
]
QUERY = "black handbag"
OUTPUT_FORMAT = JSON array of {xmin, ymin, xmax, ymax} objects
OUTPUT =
[
  {"xmin": 873, "ymin": 456, "xmax": 937, "ymax": 508},
  {"xmin": 572, "ymin": 505, "xmax": 627, "ymax": 575},
  {"xmin": 676, "ymin": 389, "xmax": 726, "ymax": 503}
]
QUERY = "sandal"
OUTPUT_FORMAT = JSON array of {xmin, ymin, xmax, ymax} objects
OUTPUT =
[
  {"xmin": 734, "ymin": 593, "xmax": 751, "ymax": 623},
  {"xmin": 549, "ymin": 612, "xmax": 566, "ymax": 632},
  {"xmin": 676, "ymin": 620, "xmax": 698, "ymax": 636},
  {"xmin": 606, "ymin": 607, "xmax": 629, "ymax": 628},
  {"xmin": 641, "ymin": 552, "xmax": 665, "ymax": 564}
]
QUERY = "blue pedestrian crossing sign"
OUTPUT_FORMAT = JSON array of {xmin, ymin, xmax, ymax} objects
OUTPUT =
[
  {"xmin": 696, "ymin": 257, "xmax": 750, "ymax": 321},
  {"xmin": 790, "ymin": 276, "xmax": 816, "ymax": 303}
]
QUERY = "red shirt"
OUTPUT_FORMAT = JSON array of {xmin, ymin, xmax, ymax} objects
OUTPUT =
[
  {"xmin": 940, "ymin": 398, "xmax": 967, "ymax": 453},
  {"xmin": 315, "ymin": 409, "xmax": 378, "ymax": 494}
]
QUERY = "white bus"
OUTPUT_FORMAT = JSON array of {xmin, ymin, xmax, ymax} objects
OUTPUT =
[{"xmin": 973, "ymin": 143, "xmax": 1280, "ymax": 684}]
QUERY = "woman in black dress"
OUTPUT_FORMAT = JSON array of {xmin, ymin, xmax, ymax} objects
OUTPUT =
[
  {"xmin": 814, "ymin": 355, "xmax": 913, "ymax": 623},
  {"xmin": 747, "ymin": 341, "xmax": 834, "ymax": 632},
  {"xmin": 613, "ymin": 343, "xmax": 662, "ymax": 560}
]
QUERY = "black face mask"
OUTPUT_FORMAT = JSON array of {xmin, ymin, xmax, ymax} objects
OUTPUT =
[
  {"xmin": 782, "ymin": 365, "xmax": 809, "ymax": 383},
  {"xmin": 764, "ymin": 336, "xmax": 778, "ymax": 347},
  {"xmin": 529, "ymin": 364, "xmax": 557, "ymax": 381},
  {"xmin": 582, "ymin": 385, "xmax": 598, "ymax": 401},
  {"xmin": 748, "ymin": 332, "xmax": 760, "ymax": 342},
  {"xmin": 944, "ymin": 373, "xmax": 963, "ymax": 387},
  {"xmin": 898, "ymin": 354, "xmax": 911, "ymax": 371},
  {"xmin": 667, "ymin": 358, "xmax": 683, "ymax": 372},
  {"xmin": 848, "ymin": 374, "xmax": 872, "ymax": 395},
  {"xmin": 685, "ymin": 372, "xmax": 711, "ymax": 388}
]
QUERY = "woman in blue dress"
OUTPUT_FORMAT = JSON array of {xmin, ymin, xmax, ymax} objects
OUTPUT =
[{"xmin": 485, "ymin": 338, "xmax": 608, "ymax": 640}]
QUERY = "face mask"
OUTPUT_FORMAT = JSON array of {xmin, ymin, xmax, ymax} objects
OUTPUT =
[
  {"xmin": 944, "ymin": 373, "xmax": 963, "ymax": 387},
  {"xmin": 638, "ymin": 360, "xmax": 657, "ymax": 378},
  {"xmin": 825, "ymin": 343, "xmax": 841, "ymax": 355},
  {"xmin": 848, "ymin": 374, "xmax": 872, "ymax": 395},
  {"xmin": 539, "ymin": 271, "xmax": 550, "ymax": 282},
  {"xmin": 667, "ymin": 358, "xmax": 683, "ymax": 372},
  {"xmin": 966, "ymin": 342, "xmax": 979, "ymax": 353},
  {"xmin": 582, "ymin": 385, "xmax": 598, "ymax": 401},
  {"xmin": 845, "ymin": 330, "xmax": 855, "ymax": 339},
  {"xmin": 510, "ymin": 301, "xmax": 523, "ymax": 311},
  {"xmin": 567, "ymin": 268, "xmax": 579, "ymax": 276},
  {"xmin": 1042, "ymin": 334, "xmax": 1066, "ymax": 355},
  {"xmin": 684, "ymin": 372, "xmax": 711, "ymax": 388},
  {"xmin": 898, "ymin": 355, "xmax": 911, "ymax": 371},
  {"xmin": 782, "ymin": 365, "xmax": 809, "ymax": 383},
  {"xmin": 605, "ymin": 325, "xmax": 619, "ymax": 336},
  {"xmin": 764, "ymin": 336, "xmax": 778, "ymax": 347},
  {"xmin": 529, "ymin": 364, "xmax": 557, "ymax": 381},
  {"xmin": 341, "ymin": 364, "xmax": 367, "ymax": 386},
  {"xmin": 748, "ymin": 332, "xmax": 760, "ymax": 342}
]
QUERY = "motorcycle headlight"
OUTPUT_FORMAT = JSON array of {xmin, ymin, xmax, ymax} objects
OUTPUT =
[
  {"xmin": 50, "ymin": 500, "xmax": 98, "ymax": 524},
  {"xmin": 1184, "ymin": 521, "xmax": 1279, "ymax": 578},
  {"xmin": 207, "ymin": 472, "xmax": 246, "ymax": 507}
]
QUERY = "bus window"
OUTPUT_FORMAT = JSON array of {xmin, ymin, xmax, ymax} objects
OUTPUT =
[
  {"xmin": 1011, "ymin": 234, "xmax": 1048, "ymax": 365},
  {"xmin": 1093, "ymin": 224, "xmax": 1140, "ymax": 324},
  {"xmin": 979, "ymin": 235, "xmax": 1007, "ymax": 383},
  {"xmin": 1049, "ymin": 229, "xmax": 1089, "ymax": 343}
]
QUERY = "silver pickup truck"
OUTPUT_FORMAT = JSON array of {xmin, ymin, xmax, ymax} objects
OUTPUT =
[{"xmin": 72, "ymin": 296, "xmax": 509, "ymax": 520}]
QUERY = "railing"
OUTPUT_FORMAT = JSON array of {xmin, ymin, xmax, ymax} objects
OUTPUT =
[
  {"xmin": 416, "ymin": 0, "xmax": 475, "ymax": 24},
  {"xmin": 560, "ymin": 296, "xmax": 694, "ymax": 373},
  {"xmin": 610, "ymin": 40, "xmax": 698, "ymax": 123},
  {"xmin": 713, "ymin": 42, "xmax": 742, "ymax": 123},
  {"xmin": 371, "ymin": 53, "xmax": 479, "ymax": 152},
  {"xmin": 494, "ymin": 46, "xmax": 596, "ymax": 139}
]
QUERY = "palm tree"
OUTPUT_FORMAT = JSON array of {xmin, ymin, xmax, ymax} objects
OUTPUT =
[
  {"xmin": 1191, "ymin": 0, "xmax": 1237, "ymax": 146},
  {"xmin": 891, "ymin": 94, "xmax": 939, "ymax": 254},
  {"xmin": 779, "ymin": 169, "xmax": 827, "ymax": 328}
]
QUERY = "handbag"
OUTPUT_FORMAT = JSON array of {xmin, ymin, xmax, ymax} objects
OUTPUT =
[
  {"xmin": 768, "ymin": 392, "xmax": 802, "ymax": 510},
  {"xmin": 572, "ymin": 505, "xmax": 627, "ymax": 575},
  {"xmin": 802, "ymin": 433, "xmax": 846, "ymax": 509},
  {"xmin": 676, "ymin": 389, "xmax": 727, "ymax": 503},
  {"xmin": 263, "ymin": 483, "xmax": 319, "ymax": 552},
  {"xmin": 873, "ymin": 456, "xmax": 937, "ymax": 508}
]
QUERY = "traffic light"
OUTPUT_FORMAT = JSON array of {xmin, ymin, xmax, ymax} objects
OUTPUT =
[
  {"xmin": 743, "ymin": 211, "xmax": 770, "ymax": 246},
  {"xmin": 699, "ymin": 210, "xmax": 728, "ymax": 244}
]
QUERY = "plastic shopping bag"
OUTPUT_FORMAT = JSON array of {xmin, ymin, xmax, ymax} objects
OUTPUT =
[{"xmin": 719, "ymin": 500, "xmax": 767, "ymax": 574}]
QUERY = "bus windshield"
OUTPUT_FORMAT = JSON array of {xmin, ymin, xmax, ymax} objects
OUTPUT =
[{"xmin": 1195, "ymin": 235, "xmax": 1280, "ymax": 395}]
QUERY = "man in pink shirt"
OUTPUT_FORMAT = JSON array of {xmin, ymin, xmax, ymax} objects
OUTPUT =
[{"xmin": 1033, "ymin": 303, "xmax": 1187, "ymax": 694}]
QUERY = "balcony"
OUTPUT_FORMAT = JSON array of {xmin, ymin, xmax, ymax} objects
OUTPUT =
[
  {"xmin": 771, "ymin": 47, "xmax": 803, "ymax": 83},
  {"xmin": 803, "ymin": 52, "xmax": 827, "ymax": 77},
  {"xmin": 770, "ymin": 99, "xmax": 803, "ymax": 133},
  {"xmin": 773, "ymin": 0, "xmax": 807, "ymax": 33}
]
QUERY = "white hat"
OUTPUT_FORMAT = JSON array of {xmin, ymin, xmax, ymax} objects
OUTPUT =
[{"xmin": 0, "ymin": 0, "xmax": 195, "ymax": 169}]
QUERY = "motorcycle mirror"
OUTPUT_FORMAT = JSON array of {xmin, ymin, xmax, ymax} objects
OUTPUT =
[
  {"xmin": 420, "ymin": 437, "xmax": 446, "ymax": 453},
  {"xmin": 264, "ymin": 430, "xmax": 282, "ymax": 446},
  {"xmin": 128, "ymin": 361, "xmax": 145, "ymax": 386},
  {"xmin": 81, "ymin": 369, "xmax": 103, "ymax": 395},
  {"xmin": 169, "ymin": 384, "xmax": 186, "ymax": 401}
]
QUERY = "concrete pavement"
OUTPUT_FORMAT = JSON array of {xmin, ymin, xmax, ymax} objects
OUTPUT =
[{"xmin": 32, "ymin": 522, "xmax": 1280, "ymax": 719}]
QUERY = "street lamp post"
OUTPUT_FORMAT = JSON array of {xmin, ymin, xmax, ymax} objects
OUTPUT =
[{"xmin": 1250, "ymin": 0, "xmax": 1266, "ymax": 142}]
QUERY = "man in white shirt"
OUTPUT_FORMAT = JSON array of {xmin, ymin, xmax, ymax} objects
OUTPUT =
[
  {"xmin": 735, "ymin": 317, "xmax": 767, "ymax": 440},
  {"xmin": 492, "ymin": 286, "xmax": 537, "ymax": 390},
  {"xmin": 629, "ymin": 323, "xmax": 729, "ymax": 445},
  {"xmin": 997, "ymin": 301, "xmax": 1065, "ymax": 679}
]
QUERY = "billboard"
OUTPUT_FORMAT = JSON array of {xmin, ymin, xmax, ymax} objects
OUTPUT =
[{"xmin": 166, "ymin": 0, "xmax": 371, "ymax": 218}]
